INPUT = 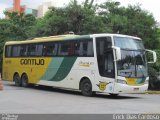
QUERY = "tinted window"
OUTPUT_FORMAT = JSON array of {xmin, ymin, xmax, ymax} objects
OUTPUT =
[
  {"xmin": 20, "ymin": 45, "xmax": 28, "ymax": 57},
  {"xmin": 28, "ymin": 44, "xmax": 43, "ymax": 56},
  {"xmin": 58, "ymin": 42, "xmax": 69, "ymax": 56},
  {"xmin": 36, "ymin": 44, "xmax": 43, "ymax": 56},
  {"xmin": 5, "ymin": 46, "xmax": 12, "ymax": 57},
  {"xmin": 82, "ymin": 41, "xmax": 93, "ymax": 57},
  {"xmin": 12, "ymin": 45, "xmax": 21, "ymax": 57},
  {"xmin": 43, "ymin": 42, "xmax": 58, "ymax": 56},
  {"xmin": 58, "ymin": 42, "xmax": 75, "ymax": 56},
  {"xmin": 74, "ymin": 40, "xmax": 94, "ymax": 57},
  {"xmin": 5, "ymin": 39, "xmax": 94, "ymax": 58}
]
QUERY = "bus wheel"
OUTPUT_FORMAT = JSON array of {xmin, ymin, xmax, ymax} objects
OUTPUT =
[
  {"xmin": 21, "ymin": 74, "xmax": 29, "ymax": 87},
  {"xmin": 80, "ymin": 79, "xmax": 94, "ymax": 97},
  {"xmin": 14, "ymin": 74, "xmax": 21, "ymax": 87}
]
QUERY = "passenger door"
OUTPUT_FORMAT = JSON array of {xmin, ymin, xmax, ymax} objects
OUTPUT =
[{"xmin": 96, "ymin": 37, "xmax": 115, "ymax": 78}]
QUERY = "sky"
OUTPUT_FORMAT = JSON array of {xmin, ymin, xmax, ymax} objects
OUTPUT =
[{"xmin": 0, "ymin": 0, "xmax": 160, "ymax": 22}]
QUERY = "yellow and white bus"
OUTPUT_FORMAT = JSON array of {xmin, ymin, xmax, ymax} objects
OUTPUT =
[{"xmin": 2, "ymin": 33, "xmax": 157, "ymax": 96}]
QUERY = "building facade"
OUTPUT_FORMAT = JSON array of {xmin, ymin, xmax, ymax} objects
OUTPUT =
[
  {"xmin": 5, "ymin": 5, "xmax": 38, "ymax": 18},
  {"xmin": 37, "ymin": 1, "xmax": 57, "ymax": 18}
]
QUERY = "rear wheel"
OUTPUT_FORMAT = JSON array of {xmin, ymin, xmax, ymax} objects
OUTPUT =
[
  {"xmin": 21, "ymin": 74, "xmax": 29, "ymax": 87},
  {"xmin": 14, "ymin": 74, "xmax": 21, "ymax": 87},
  {"xmin": 80, "ymin": 79, "xmax": 94, "ymax": 97}
]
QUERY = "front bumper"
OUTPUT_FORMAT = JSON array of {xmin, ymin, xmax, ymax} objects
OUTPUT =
[{"xmin": 113, "ymin": 83, "xmax": 148, "ymax": 94}]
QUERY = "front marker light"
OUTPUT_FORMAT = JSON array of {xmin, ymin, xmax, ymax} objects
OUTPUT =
[{"xmin": 117, "ymin": 79, "xmax": 127, "ymax": 84}]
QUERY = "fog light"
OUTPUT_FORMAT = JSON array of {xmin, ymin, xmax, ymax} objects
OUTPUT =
[{"xmin": 117, "ymin": 79, "xmax": 127, "ymax": 84}]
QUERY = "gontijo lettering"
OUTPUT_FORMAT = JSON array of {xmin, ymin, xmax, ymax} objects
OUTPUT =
[{"xmin": 20, "ymin": 59, "xmax": 45, "ymax": 65}]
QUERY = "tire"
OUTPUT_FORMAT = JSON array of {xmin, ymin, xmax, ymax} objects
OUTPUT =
[
  {"xmin": 14, "ymin": 74, "xmax": 21, "ymax": 87},
  {"xmin": 21, "ymin": 74, "xmax": 29, "ymax": 87},
  {"xmin": 80, "ymin": 79, "xmax": 94, "ymax": 97}
]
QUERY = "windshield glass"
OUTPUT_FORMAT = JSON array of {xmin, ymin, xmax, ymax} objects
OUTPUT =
[
  {"xmin": 114, "ymin": 37, "xmax": 148, "ymax": 78},
  {"xmin": 114, "ymin": 37, "xmax": 144, "ymax": 50},
  {"xmin": 117, "ymin": 50, "xmax": 148, "ymax": 77}
]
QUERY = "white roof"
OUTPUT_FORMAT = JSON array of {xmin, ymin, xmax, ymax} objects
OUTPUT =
[{"xmin": 91, "ymin": 33, "xmax": 141, "ymax": 40}]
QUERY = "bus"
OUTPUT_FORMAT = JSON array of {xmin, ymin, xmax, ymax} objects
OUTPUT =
[{"xmin": 2, "ymin": 33, "xmax": 157, "ymax": 96}]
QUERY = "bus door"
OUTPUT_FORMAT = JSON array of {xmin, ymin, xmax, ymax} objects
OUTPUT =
[{"xmin": 96, "ymin": 37, "xmax": 115, "ymax": 81}]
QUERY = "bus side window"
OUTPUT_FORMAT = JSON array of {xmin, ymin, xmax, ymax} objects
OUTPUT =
[
  {"xmin": 87, "ymin": 41, "xmax": 93, "ymax": 56},
  {"xmin": 68, "ymin": 42, "xmax": 75, "ymax": 56},
  {"xmin": 28, "ymin": 44, "xmax": 43, "ymax": 57},
  {"xmin": 82, "ymin": 42, "xmax": 88, "ymax": 56},
  {"xmin": 35, "ymin": 44, "xmax": 43, "ymax": 56},
  {"xmin": 75, "ymin": 42, "xmax": 81, "ymax": 56},
  {"xmin": 5, "ymin": 46, "xmax": 12, "ymax": 57},
  {"xmin": 58, "ymin": 42, "xmax": 70, "ymax": 56},
  {"xmin": 28, "ymin": 44, "xmax": 36, "ymax": 56},
  {"xmin": 43, "ymin": 43, "xmax": 58, "ymax": 56},
  {"xmin": 12, "ymin": 45, "xmax": 21, "ymax": 57},
  {"xmin": 81, "ymin": 40, "xmax": 94, "ymax": 57},
  {"xmin": 20, "ymin": 45, "xmax": 28, "ymax": 57}
]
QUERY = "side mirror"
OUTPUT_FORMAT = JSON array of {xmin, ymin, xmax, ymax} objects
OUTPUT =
[
  {"xmin": 146, "ymin": 49, "xmax": 157, "ymax": 63},
  {"xmin": 112, "ymin": 46, "xmax": 121, "ymax": 61}
]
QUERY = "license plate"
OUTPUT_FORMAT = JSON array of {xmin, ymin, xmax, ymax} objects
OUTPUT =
[{"xmin": 134, "ymin": 88, "xmax": 139, "ymax": 91}]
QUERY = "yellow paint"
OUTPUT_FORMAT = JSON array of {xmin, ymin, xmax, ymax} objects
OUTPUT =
[
  {"xmin": 126, "ymin": 78, "xmax": 136, "ymax": 85},
  {"xmin": 2, "ymin": 57, "xmax": 52, "ymax": 84},
  {"xmin": 126, "ymin": 78, "xmax": 143, "ymax": 86},
  {"xmin": 79, "ymin": 64, "xmax": 90, "ymax": 67},
  {"xmin": 99, "ymin": 82, "xmax": 108, "ymax": 91}
]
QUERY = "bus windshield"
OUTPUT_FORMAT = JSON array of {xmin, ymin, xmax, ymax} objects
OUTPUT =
[
  {"xmin": 114, "ymin": 37, "xmax": 144, "ymax": 50},
  {"xmin": 114, "ymin": 37, "xmax": 148, "ymax": 78}
]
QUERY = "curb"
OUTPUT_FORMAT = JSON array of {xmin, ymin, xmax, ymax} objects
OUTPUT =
[{"xmin": 145, "ymin": 91, "xmax": 160, "ymax": 94}]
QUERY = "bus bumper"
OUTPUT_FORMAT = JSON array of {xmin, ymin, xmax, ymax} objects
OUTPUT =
[{"xmin": 113, "ymin": 83, "xmax": 148, "ymax": 94}]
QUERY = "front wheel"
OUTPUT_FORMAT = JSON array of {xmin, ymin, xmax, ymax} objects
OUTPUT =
[
  {"xmin": 21, "ymin": 74, "xmax": 29, "ymax": 87},
  {"xmin": 80, "ymin": 79, "xmax": 94, "ymax": 97}
]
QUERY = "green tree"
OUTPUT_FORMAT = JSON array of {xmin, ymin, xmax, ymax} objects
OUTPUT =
[
  {"xmin": 34, "ymin": 0, "xmax": 106, "ymax": 36},
  {"xmin": 0, "ymin": 12, "xmax": 36, "ymax": 57},
  {"xmin": 34, "ymin": 7, "xmax": 68, "ymax": 37},
  {"xmin": 99, "ymin": 1, "xmax": 159, "ymax": 49}
]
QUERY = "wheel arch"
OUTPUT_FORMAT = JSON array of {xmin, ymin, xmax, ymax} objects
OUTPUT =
[{"xmin": 21, "ymin": 72, "xmax": 28, "ymax": 78}]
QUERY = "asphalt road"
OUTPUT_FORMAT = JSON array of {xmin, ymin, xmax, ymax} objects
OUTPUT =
[{"xmin": 0, "ymin": 80, "xmax": 160, "ymax": 114}]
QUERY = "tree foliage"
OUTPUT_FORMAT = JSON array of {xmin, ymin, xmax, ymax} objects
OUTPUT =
[{"xmin": 0, "ymin": 12, "xmax": 36, "ymax": 56}]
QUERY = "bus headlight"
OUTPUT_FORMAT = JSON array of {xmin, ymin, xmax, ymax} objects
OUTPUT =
[{"xmin": 117, "ymin": 79, "xmax": 127, "ymax": 84}]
